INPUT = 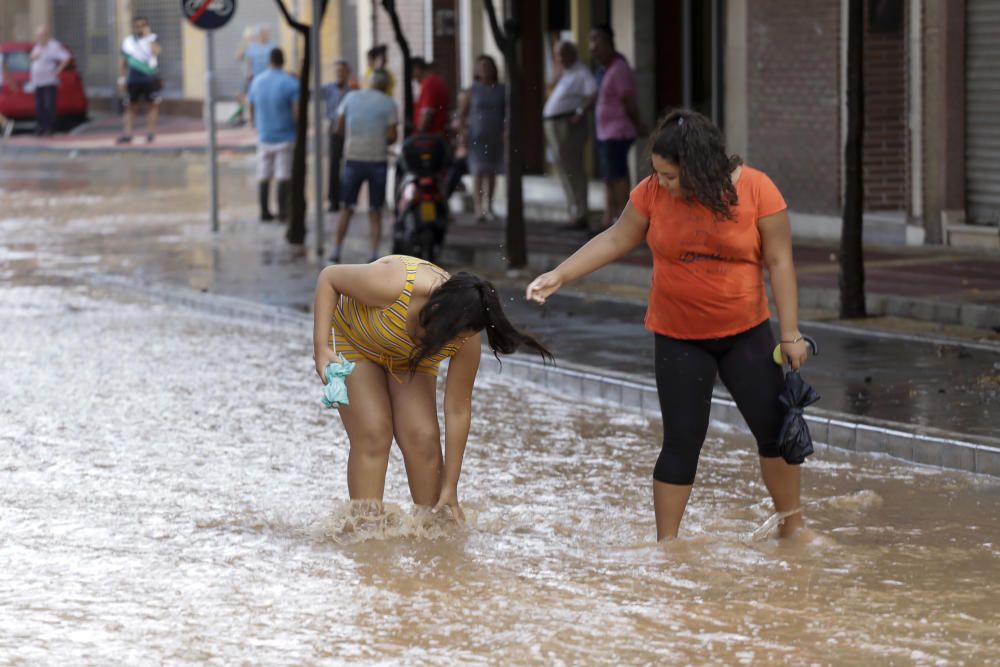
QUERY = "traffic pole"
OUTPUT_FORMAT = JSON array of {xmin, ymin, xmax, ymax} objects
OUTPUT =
[
  {"xmin": 311, "ymin": 0, "xmax": 325, "ymax": 257},
  {"xmin": 205, "ymin": 29, "xmax": 220, "ymax": 234}
]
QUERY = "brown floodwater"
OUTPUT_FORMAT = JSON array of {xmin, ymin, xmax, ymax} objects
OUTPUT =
[{"xmin": 0, "ymin": 282, "xmax": 997, "ymax": 665}]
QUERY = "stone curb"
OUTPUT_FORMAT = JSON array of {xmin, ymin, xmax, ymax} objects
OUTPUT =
[
  {"xmin": 440, "ymin": 245, "xmax": 1000, "ymax": 332},
  {"xmin": 477, "ymin": 355, "xmax": 1000, "ymax": 478},
  {"xmin": 81, "ymin": 270, "xmax": 1000, "ymax": 478}
]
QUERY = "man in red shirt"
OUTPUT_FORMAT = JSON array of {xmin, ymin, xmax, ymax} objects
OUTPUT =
[{"xmin": 411, "ymin": 57, "xmax": 450, "ymax": 135}]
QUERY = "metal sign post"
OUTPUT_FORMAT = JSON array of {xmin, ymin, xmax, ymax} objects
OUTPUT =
[
  {"xmin": 311, "ymin": 0, "xmax": 325, "ymax": 257},
  {"xmin": 182, "ymin": 0, "xmax": 237, "ymax": 234},
  {"xmin": 206, "ymin": 30, "xmax": 219, "ymax": 233}
]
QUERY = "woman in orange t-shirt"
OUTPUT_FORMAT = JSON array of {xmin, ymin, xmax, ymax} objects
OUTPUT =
[{"xmin": 527, "ymin": 110, "xmax": 811, "ymax": 541}]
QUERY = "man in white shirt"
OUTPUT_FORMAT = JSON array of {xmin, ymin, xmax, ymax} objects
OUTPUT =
[
  {"xmin": 543, "ymin": 41, "xmax": 598, "ymax": 231},
  {"xmin": 29, "ymin": 27, "xmax": 72, "ymax": 136},
  {"xmin": 117, "ymin": 16, "xmax": 161, "ymax": 144}
]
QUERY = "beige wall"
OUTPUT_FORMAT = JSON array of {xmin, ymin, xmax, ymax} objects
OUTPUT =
[
  {"xmin": 1, "ymin": 0, "xmax": 52, "ymax": 42},
  {"xmin": 296, "ymin": 0, "xmax": 341, "ymax": 83},
  {"xmin": 181, "ymin": 20, "xmax": 207, "ymax": 99},
  {"xmin": 610, "ymin": 0, "xmax": 635, "ymax": 67}
]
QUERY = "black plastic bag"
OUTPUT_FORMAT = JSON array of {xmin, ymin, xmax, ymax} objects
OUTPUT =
[{"xmin": 776, "ymin": 370, "xmax": 821, "ymax": 464}]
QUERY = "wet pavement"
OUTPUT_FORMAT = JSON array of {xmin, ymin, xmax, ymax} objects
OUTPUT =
[
  {"xmin": 3, "ymin": 281, "xmax": 1000, "ymax": 665},
  {"xmin": 1, "ymin": 153, "xmax": 998, "ymax": 442},
  {"xmin": 1, "ymin": 112, "xmax": 256, "ymax": 154}
]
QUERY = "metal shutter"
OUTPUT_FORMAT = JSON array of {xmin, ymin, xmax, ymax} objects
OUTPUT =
[
  {"xmin": 53, "ymin": 0, "xmax": 116, "ymax": 96},
  {"xmin": 53, "ymin": 0, "xmax": 88, "ymax": 74},
  {"xmin": 966, "ymin": 0, "xmax": 1000, "ymax": 224},
  {"xmin": 133, "ymin": 0, "xmax": 184, "ymax": 97}
]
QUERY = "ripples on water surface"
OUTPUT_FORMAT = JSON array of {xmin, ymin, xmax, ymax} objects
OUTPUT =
[{"xmin": 1, "ymin": 284, "xmax": 998, "ymax": 665}]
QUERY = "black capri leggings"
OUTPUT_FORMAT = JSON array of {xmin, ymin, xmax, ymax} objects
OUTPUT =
[{"xmin": 653, "ymin": 320, "xmax": 785, "ymax": 485}]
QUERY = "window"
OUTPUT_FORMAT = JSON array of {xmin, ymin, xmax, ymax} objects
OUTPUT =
[{"xmin": 2, "ymin": 51, "xmax": 30, "ymax": 73}]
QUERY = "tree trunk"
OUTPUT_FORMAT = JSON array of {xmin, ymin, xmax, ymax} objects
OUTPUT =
[
  {"xmin": 286, "ymin": 31, "xmax": 310, "ymax": 245},
  {"xmin": 504, "ymin": 37, "xmax": 526, "ymax": 269},
  {"xmin": 839, "ymin": 0, "xmax": 866, "ymax": 318},
  {"xmin": 380, "ymin": 0, "xmax": 414, "ymax": 136},
  {"xmin": 484, "ymin": 0, "xmax": 527, "ymax": 270},
  {"xmin": 273, "ymin": 0, "xmax": 329, "ymax": 246}
]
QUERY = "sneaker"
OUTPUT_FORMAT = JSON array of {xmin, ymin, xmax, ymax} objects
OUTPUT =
[
  {"xmin": 145, "ymin": 133, "xmax": 155, "ymax": 143},
  {"xmin": 260, "ymin": 211, "xmax": 275, "ymax": 222},
  {"xmin": 327, "ymin": 252, "xmax": 341, "ymax": 264},
  {"xmin": 115, "ymin": 135, "xmax": 132, "ymax": 144}
]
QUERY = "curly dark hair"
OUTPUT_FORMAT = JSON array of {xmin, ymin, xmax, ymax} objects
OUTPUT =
[
  {"xmin": 647, "ymin": 109, "xmax": 743, "ymax": 220},
  {"xmin": 409, "ymin": 272, "xmax": 553, "ymax": 373}
]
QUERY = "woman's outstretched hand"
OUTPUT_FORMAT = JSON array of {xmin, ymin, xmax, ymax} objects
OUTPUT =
[{"xmin": 526, "ymin": 271, "xmax": 563, "ymax": 305}]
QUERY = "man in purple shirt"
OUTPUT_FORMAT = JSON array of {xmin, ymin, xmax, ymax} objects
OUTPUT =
[{"xmin": 590, "ymin": 25, "xmax": 647, "ymax": 230}]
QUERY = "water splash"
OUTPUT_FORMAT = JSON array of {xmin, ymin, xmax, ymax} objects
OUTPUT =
[{"xmin": 315, "ymin": 500, "xmax": 470, "ymax": 544}]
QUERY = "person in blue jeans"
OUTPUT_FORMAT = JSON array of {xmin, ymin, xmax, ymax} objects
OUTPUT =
[
  {"xmin": 329, "ymin": 69, "xmax": 398, "ymax": 263},
  {"xmin": 248, "ymin": 47, "xmax": 300, "ymax": 222}
]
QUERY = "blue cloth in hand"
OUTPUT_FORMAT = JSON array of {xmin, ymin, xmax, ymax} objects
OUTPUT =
[{"xmin": 322, "ymin": 359, "xmax": 355, "ymax": 408}]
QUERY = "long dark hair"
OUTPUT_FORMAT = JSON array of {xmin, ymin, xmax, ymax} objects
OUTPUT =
[
  {"xmin": 475, "ymin": 54, "xmax": 499, "ymax": 84},
  {"xmin": 648, "ymin": 109, "xmax": 742, "ymax": 220},
  {"xmin": 410, "ymin": 273, "xmax": 553, "ymax": 371}
]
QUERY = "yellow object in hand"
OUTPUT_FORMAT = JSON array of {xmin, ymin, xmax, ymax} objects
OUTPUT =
[{"xmin": 772, "ymin": 344, "xmax": 784, "ymax": 366}]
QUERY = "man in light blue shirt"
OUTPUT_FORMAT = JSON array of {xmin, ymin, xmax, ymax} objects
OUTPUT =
[
  {"xmin": 243, "ymin": 25, "xmax": 276, "ymax": 82},
  {"xmin": 248, "ymin": 47, "xmax": 299, "ymax": 222},
  {"xmin": 329, "ymin": 69, "xmax": 398, "ymax": 263}
]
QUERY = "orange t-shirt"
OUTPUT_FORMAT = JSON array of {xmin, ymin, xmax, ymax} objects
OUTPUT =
[{"xmin": 628, "ymin": 166, "xmax": 787, "ymax": 340}]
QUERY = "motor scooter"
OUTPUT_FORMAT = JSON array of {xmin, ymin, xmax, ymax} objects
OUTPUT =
[{"xmin": 392, "ymin": 134, "xmax": 449, "ymax": 262}]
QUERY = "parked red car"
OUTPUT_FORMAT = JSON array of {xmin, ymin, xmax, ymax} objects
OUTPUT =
[{"xmin": 0, "ymin": 41, "xmax": 88, "ymax": 129}]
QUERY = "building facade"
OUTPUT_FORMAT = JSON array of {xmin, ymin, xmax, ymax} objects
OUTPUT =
[
  {"xmin": 2, "ymin": 0, "xmax": 343, "ymax": 112},
  {"xmin": 351, "ymin": 0, "xmax": 995, "ymax": 247},
  {"xmin": 3, "ymin": 0, "xmax": 995, "ymax": 247}
]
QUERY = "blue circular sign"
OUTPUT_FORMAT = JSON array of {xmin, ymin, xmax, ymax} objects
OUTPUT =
[{"xmin": 182, "ymin": 0, "xmax": 237, "ymax": 30}]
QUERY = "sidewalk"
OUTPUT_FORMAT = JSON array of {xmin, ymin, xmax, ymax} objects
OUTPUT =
[
  {"xmin": 2, "ymin": 134, "xmax": 997, "ymax": 331},
  {"xmin": 0, "ymin": 112, "xmax": 256, "ymax": 154}
]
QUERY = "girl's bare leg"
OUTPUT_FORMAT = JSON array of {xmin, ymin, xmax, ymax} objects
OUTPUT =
[
  {"xmin": 337, "ymin": 361, "xmax": 394, "ymax": 500},
  {"xmin": 387, "ymin": 372, "xmax": 442, "ymax": 506}
]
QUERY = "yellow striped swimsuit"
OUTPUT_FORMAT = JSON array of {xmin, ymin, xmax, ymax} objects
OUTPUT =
[{"xmin": 330, "ymin": 255, "xmax": 462, "ymax": 379}]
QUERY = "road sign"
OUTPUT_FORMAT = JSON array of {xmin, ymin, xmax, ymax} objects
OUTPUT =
[{"xmin": 182, "ymin": 0, "xmax": 237, "ymax": 30}]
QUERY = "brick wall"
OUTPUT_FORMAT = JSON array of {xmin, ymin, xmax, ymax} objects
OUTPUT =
[
  {"xmin": 747, "ymin": 0, "xmax": 841, "ymax": 215},
  {"xmin": 862, "ymin": 2, "xmax": 907, "ymax": 211}
]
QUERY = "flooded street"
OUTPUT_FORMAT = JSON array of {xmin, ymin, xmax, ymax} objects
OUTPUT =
[
  {"xmin": 2, "ymin": 153, "xmax": 999, "ymax": 440},
  {"xmin": 1, "ymin": 281, "xmax": 998, "ymax": 665}
]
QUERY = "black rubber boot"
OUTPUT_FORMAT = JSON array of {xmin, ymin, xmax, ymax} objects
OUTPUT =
[
  {"xmin": 277, "ymin": 180, "xmax": 290, "ymax": 221},
  {"xmin": 258, "ymin": 182, "xmax": 274, "ymax": 221}
]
